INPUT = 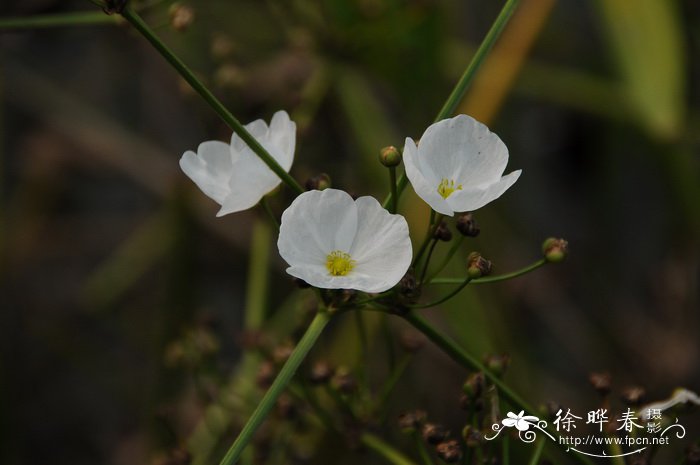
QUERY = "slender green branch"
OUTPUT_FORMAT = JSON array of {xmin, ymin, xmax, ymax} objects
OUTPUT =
[
  {"xmin": 389, "ymin": 166, "xmax": 399, "ymax": 213},
  {"xmin": 418, "ymin": 239, "xmax": 438, "ymax": 285},
  {"xmin": 361, "ymin": 432, "xmax": 421, "ymax": 465},
  {"xmin": 429, "ymin": 259, "xmax": 547, "ymax": 285},
  {"xmin": 355, "ymin": 310, "xmax": 370, "ymax": 389},
  {"xmin": 260, "ymin": 198, "xmax": 280, "ymax": 232},
  {"xmin": 425, "ymin": 236, "xmax": 464, "ymax": 283},
  {"xmin": 413, "ymin": 432, "xmax": 435, "ymax": 465},
  {"xmin": 409, "ymin": 276, "xmax": 471, "ymax": 309},
  {"xmin": 120, "ymin": 6, "xmax": 304, "ymax": 195},
  {"xmin": 382, "ymin": 0, "xmax": 520, "ymax": 209},
  {"xmin": 527, "ymin": 438, "xmax": 546, "ymax": 465},
  {"xmin": 0, "ymin": 11, "xmax": 117, "ymax": 30},
  {"xmin": 412, "ymin": 211, "xmax": 438, "ymax": 269},
  {"xmin": 217, "ymin": 311, "xmax": 331, "ymax": 465},
  {"xmin": 377, "ymin": 354, "xmax": 412, "ymax": 422},
  {"xmin": 401, "ymin": 312, "xmax": 595, "ymax": 465}
]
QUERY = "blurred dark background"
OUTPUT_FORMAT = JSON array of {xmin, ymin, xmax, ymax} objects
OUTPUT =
[{"xmin": 1, "ymin": 0, "xmax": 699, "ymax": 464}]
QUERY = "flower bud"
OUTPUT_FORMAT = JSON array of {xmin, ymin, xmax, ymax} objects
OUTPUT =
[
  {"xmin": 542, "ymin": 237, "xmax": 568, "ymax": 263},
  {"xmin": 169, "ymin": 3, "xmax": 195, "ymax": 31},
  {"xmin": 398, "ymin": 271, "xmax": 421, "ymax": 302},
  {"xmin": 379, "ymin": 146, "xmax": 402, "ymax": 167},
  {"xmin": 433, "ymin": 221, "xmax": 452, "ymax": 242},
  {"xmin": 398, "ymin": 410, "xmax": 427, "ymax": 434},
  {"xmin": 305, "ymin": 173, "xmax": 331, "ymax": 191},
  {"xmin": 422, "ymin": 423, "xmax": 449, "ymax": 444},
  {"xmin": 467, "ymin": 252, "xmax": 492, "ymax": 279},
  {"xmin": 436, "ymin": 440, "xmax": 462, "ymax": 463},
  {"xmin": 588, "ymin": 372, "xmax": 612, "ymax": 397},
  {"xmin": 455, "ymin": 213, "xmax": 480, "ymax": 237}
]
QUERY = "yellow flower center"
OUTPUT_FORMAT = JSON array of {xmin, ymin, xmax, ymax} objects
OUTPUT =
[
  {"xmin": 326, "ymin": 250, "xmax": 356, "ymax": 276},
  {"xmin": 437, "ymin": 178, "xmax": 462, "ymax": 199}
]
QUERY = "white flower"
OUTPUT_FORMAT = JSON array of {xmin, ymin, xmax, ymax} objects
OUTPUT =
[
  {"xmin": 403, "ymin": 114, "xmax": 521, "ymax": 216},
  {"xmin": 502, "ymin": 411, "xmax": 539, "ymax": 432},
  {"xmin": 277, "ymin": 189, "xmax": 412, "ymax": 293},
  {"xmin": 179, "ymin": 110, "xmax": 296, "ymax": 216}
]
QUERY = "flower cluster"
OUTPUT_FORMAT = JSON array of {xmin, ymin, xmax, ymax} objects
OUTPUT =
[{"xmin": 180, "ymin": 112, "xmax": 520, "ymax": 293}]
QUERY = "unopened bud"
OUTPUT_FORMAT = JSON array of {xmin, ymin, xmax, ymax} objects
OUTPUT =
[
  {"xmin": 397, "ymin": 410, "xmax": 426, "ymax": 434},
  {"xmin": 621, "ymin": 386, "xmax": 646, "ymax": 406},
  {"xmin": 467, "ymin": 252, "xmax": 492, "ymax": 279},
  {"xmin": 436, "ymin": 440, "xmax": 462, "ymax": 463},
  {"xmin": 461, "ymin": 425, "xmax": 482, "ymax": 448},
  {"xmin": 462, "ymin": 372, "xmax": 485, "ymax": 397},
  {"xmin": 309, "ymin": 361, "xmax": 334, "ymax": 384},
  {"xmin": 305, "ymin": 173, "xmax": 331, "ymax": 191},
  {"xmin": 379, "ymin": 146, "xmax": 402, "ymax": 167},
  {"xmin": 433, "ymin": 221, "xmax": 452, "ymax": 242},
  {"xmin": 169, "ymin": 3, "xmax": 195, "ymax": 31},
  {"xmin": 422, "ymin": 423, "xmax": 449, "ymax": 444},
  {"xmin": 484, "ymin": 354, "xmax": 510, "ymax": 377},
  {"xmin": 588, "ymin": 372, "xmax": 612, "ymax": 397},
  {"xmin": 542, "ymin": 237, "xmax": 568, "ymax": 263},
  {"xmin": 455, "ymin": 213, "xmax": 480, "ymax": 237}
]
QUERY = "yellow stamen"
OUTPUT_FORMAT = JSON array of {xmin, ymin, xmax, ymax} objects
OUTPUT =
[
  {"xmin": 437, "ymin": 178, "xmax": 462, "ymax": 199},
  {"xmin": 326, "ymin": 250, "xmax": 356, "ymax": 276}
]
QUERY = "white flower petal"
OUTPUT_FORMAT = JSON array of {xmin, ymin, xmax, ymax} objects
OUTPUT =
[
  {"xmin": 445, "ymin": 170, "xmax": 521, "ymax": 213},
  {"xmin": 179, "ymin": 141, "xmax": 233, "ymax": 205},
  {"xmin": 403, "ymin": 137, "xmax": 454, "ymax": 215},
  {"xmin": 349, "ymin": 197, "xmax": 412, "ymax": 293},
  {"xmin": 278, "ymin": 189, "xmax": 412, "ymax": 293},
  {"xmin": 404, "ymin": 114, "xmax": 520, "ymax": 216},
  {"xmin": 268, "ymin": 110, "xmax": 296, "ymax": 171}
]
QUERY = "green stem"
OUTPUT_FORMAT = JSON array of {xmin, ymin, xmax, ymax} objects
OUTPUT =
[
  {"xmin": 418, "ymin": 239, "xmax": 439, "ymax": 285},
  {"xmin": 0, "ymin": 11, "xmax": 117, "ymax": 30},
  {"xmin": 412, "ymin": 211, "xmax": 438, "ymax": 269},
  {"xmin": 361, "ymin": 432, "xmax": 421, "ymax": 465},
  {"xmin": 217, "ymin": 311, "xmax": 331, "ymax": 465},
  {"xmin": 389, "ymin": 166, "xmax": 398, "ymax": 213},
  {"xmin": 429, "ymin": 259, "xmax": 547, "ymax": 285},
  {"xmin": 260, "ymin": 198, "xmax": 280, "ymax": 232},
  {"xmin": 413, "ymin": 432, "xmax": 435, "ymax": 465},
  {"xmin": 355, "ymin": 310, "xmax": 370, "ymax": 390},
  {"xmin": 401, "ymin": 312, "xmax": 595, "ymax": 465},
  {"xmin": 377, "ymin": 354, "xmax": 412, "ymax": 422},
  {"xmin": 120, "ymin": 6, "xmax": 304, "ymax": 195},
  {"xmin": 409, "ymin": 277, "xmax": 472, "ymax": 309},
  {"xmin": 425, "ymin": 236, "xmax": 464, "ymax": 283},
  {"xmin": 527, "ymin": 438, "xmax": 546, "ymax": 465},
  {"xmin": 382, "ymin": 0, "xmax": 520, "ymax": 209}
]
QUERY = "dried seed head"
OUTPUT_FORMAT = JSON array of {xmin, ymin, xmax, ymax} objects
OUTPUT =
[
  {"xmin": 462, "ymin": 372, "xmax": 485, "ymax": 398},
  {"xmin": 461, "ymin": 425, "xmax": 483, "ymax": 448},
  {"xmin": 397, "ymin": 410, "xmax": 427, "ymax": 434},
  {"xmin": 169, "ymin": 3, "xmax": 195, "ymax": 31},
  {"xmin": 467, "ymin": 252, "xmax": 492, "ymax": 279},
  {"xmin": 436, "ymin": 440, "xmax": 462, "ymax": 463},
  {"xmin": 422, "ymin": 423, "xmax": 449, "ymax": 444},
  {"xmin": 455, "ymin": 213, "xmax": 480, "ymax": 237},
  {"xmin": 542, "ymin": 237, "xmax": 568, "ymax": 263},
  {"xmin": 309, "ymin": 361, "xmax": 334, "ymax": 384},
  {"xmin": 589, "ymin": 372, "xmax": 612, "ymax": 397},
  {"xmin": 305, "ymin": 173, "xmax": 331, "ymax": 191},
  {"xmin": 433, "ymin": 221, "xmax": 452, "ymax": 242}
]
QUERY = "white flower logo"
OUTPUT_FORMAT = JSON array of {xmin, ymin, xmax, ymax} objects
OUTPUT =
[
  {"xmin": 502, "ymin": 410, "xmax": 539, "ymax": 432},
  {"xmin": 403, "ymin": 114, "xmax": 521, "ymax": 216},
  {"xmin": 277, "ymin": 189, "xmax": 412, "ymax": 293},
  {"xmin": 180, "ymin": 110, "xmax": 296, "ymax": 216}
]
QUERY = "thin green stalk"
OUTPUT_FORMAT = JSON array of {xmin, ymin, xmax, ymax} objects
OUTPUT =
[
  {"xmin": 413, "ymin": 431, "xmax": 435, "ymax": 465},
  {"xmin": 401, "ymin": 312, "xmax": 595, "ymax": 465},
  {"xmin": 382, "ymin": 0, "xmax": 520, "ymax": 209},
  {"xmin": 0, "ymin": 11, "xmax": 117, "ymax": 30},
  {"xmin": 409, "ymin": 277, "xmax": 472, "ymax": 309},
  {"xmin": 217, "ymin": 311, "xmax": 331, "ymax": 465},
  {"xmin": 502, "ymin": 433, "xmax": 510, "ymax": 465},
  {"xmin": 412, "ymin": 211, "xmax": 438, "ymax": 268},
  {"xmin": 361, "ymin": 432, "xmax": 421, "ymax": 465},
  {"xmin": 429, "ymin": 259, "xmax": 547, "ymax": 285},
  {"xmin": 425, "ymin": 236, "xmax": 464, "ymax": 283},
  {"xmin": 355, "ymin": 310, "xmax": 370, "ymax": 389},
  {"xmin": 527, "ymin": 438, "xmax": 545, "ymax": 465},
  {"xmin": 260, "ymin": 198, "xmax": 279, "ymax": 232},
  {"xmin": 244, "ymin": 220, "xmax": 272, "ymax": 329},
  {"xmin": 120, "ymin": 6, "xmax": 303, "ymax": 195},
  {"xmin": 389, "ymin": 166, "xmax": 398, "ymax": 213},
  {"xmin": 418, "ymin": 239, "xmax": 439, "ymax": 285},
  {"xmin": 377, "ymin": 354, "xmax": 412, "ymax": 422}
]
